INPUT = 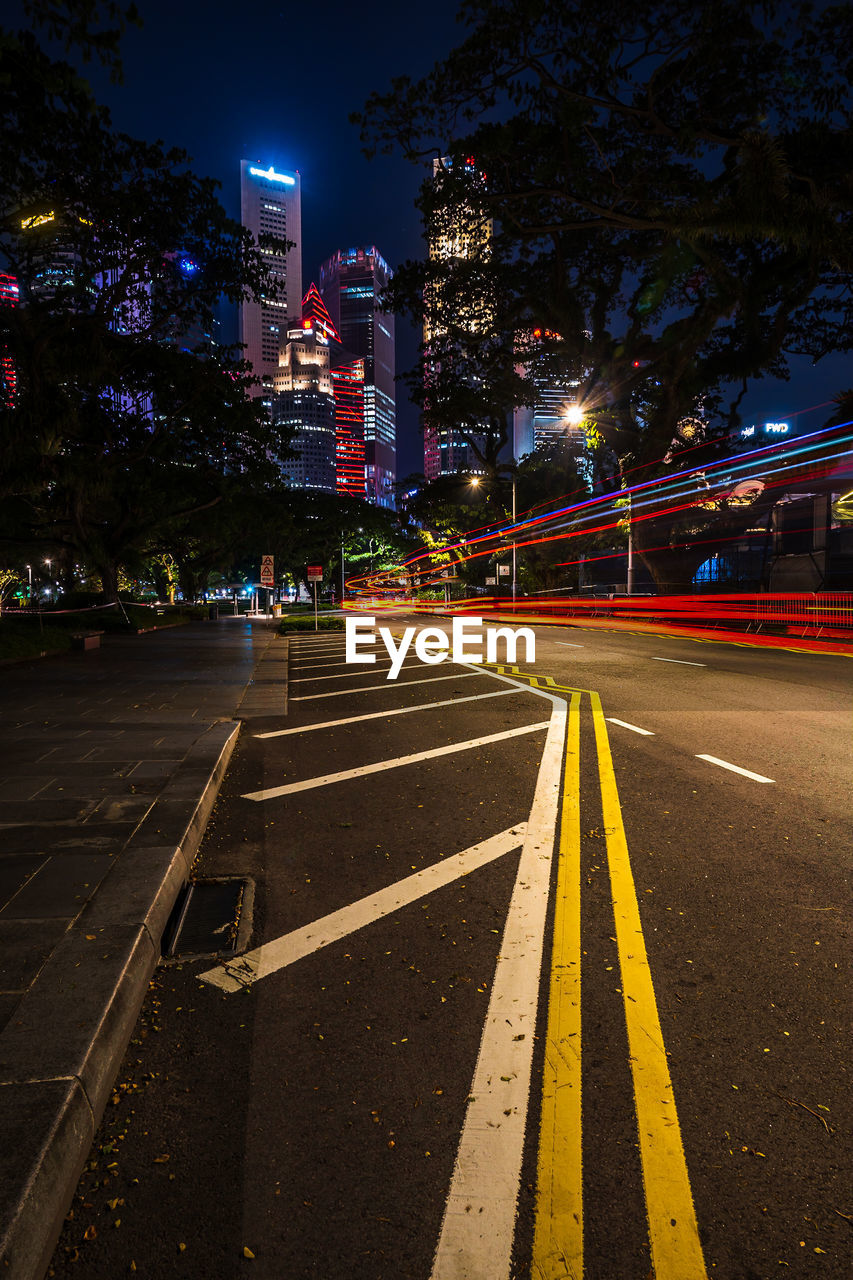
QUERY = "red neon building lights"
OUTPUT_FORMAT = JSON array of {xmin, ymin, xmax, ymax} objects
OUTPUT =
[
  {"xmin": 332, "ymin": 358, "xmax": 366, "ymax": 498},
  {"xmin": 0, "ymin": 273, "xmax": 18, "ymax": 406}
]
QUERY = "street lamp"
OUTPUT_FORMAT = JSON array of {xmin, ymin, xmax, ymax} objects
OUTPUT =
[
  {"xmin": 25, "ymin": 564, "xmax": 31, "ymax": 603},
  {"xmin": 470, "ymin": 473, "xmax": 518, "ymax": 604}
]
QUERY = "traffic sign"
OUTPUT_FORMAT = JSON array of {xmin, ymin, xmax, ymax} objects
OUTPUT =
[
  {"xmin": 260, "ymin": 555, "xmax": 274, "ymax": 587},
  {"xmin": 485, "ymin": 576, "xmax": 497, "ymax": 586},
  {"xmin": 498, "ymin": 564, "xmax": 511, "ymax": 577},
  {"xmin": 307, "ymin": 565, "xmax": 323, "ymax": 582}
]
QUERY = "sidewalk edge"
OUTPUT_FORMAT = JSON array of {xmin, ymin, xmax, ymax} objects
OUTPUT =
[{"xmin": 0, "ymin": 720, "xmax": 240, "ymax": 1280}]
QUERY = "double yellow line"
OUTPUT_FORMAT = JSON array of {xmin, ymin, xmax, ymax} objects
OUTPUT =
[{"xmin": 532, "ymin": 691, "xmax": 708, "ymax": 1280}]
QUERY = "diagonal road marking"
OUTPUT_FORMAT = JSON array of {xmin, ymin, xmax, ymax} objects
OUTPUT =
[
  {"xmin": 255, "ymin": 687, "xmax": 523, "ymax": 738},
  {"xmin": 242, "ymin": 721, "xmax": 550, "ymax": 801},
  {"xmin": 197, "ymin": 824, "xmax": 528, "ymax": 993}
]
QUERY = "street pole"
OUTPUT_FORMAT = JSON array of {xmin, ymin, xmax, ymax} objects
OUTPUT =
[
  {"xmin": 313, "ymin": 580, "xmax": 318, "ymax": 633},
  {"xmin": 341, "ymin": 537, "xmax": 345, "ymax": 606},
  {"xmin": 626, "ymin": 490, "xmax": 634, "ymax": 595},
  {"xmin": 511, "ymin": 475, "xmax": 517, "ymax": 606}
]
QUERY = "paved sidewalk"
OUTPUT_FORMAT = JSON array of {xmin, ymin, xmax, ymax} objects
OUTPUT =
[{"xmin": 0, "ymin": 618, "xmax": 287, "ymax": 1280}]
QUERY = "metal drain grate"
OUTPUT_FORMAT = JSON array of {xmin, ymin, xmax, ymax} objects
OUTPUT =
[{"xmin": 163, "ymin": 878, "xmax": 249, "ymax": 957}]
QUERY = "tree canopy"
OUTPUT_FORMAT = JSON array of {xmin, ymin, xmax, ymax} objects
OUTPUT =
[
  {"xmin": 0, "ymin": 3, "xmax": 292, "ymax": 599},
  {"xmin": 356, "ymin": 0, "xmax": 853, "ymax": 590}
]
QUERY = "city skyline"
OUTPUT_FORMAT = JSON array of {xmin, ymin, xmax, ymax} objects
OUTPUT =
[{"xmin": 17, "ymin": 0, "xmax": 851, "ymax": 473}]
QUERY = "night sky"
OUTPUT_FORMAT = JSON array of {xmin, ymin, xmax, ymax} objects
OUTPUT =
[
  {"xmin": 80, "ymin": 0, "xmax": 468, "ymax": 478},
  {"xmin": 13, "ymin": 0, "xmax": 852, "ymax": 471}
]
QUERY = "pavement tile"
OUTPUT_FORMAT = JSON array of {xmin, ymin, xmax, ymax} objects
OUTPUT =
[
  {"xmin": 86, "ymin": 796, "xmax": 153, "ymax": 824},
  {"xmin": 0, "ymin": 994, "xmax": 19, "ymax": 1036},
  {"xmin": 0, "ymin": 779, "xmax": 55, "ymax": 802},
  {"xmin": 0, "ymin": 920, "xmax": 69, "ymax": 992},
  {"xmin": 0, "ymin": 854, "xmax": 115, "ymax": 920},
  {"xmin": 0, "ymin": 799, "xmax": 100, "ymax": 824},
  {"xmin": 0, "ymin": 856, "xmax": 47, "ymax": 909}
]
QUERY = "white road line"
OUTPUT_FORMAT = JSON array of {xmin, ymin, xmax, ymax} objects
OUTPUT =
[
  {"xmin": 198, "ymin": 825, "xmax": 528, "ymax": 993},
  {"xmin": 254, "ymin": 688, "xmax": 523, "ymax": 738},
  {"xmin": 696, "ymin": 754, "xmax": 775, "ymax": 783},
  {"xmin": 651, "ymin": 657, "xmax": 706, "ymax": 667},
  {"xmin": 555, "ymin": 641, "xmax": 584, "ymax": 648},
  {"xmin": 606, "ymin": 717, "xmax": 655, "ymax": 736},
  {"xmin": 432, "ymin": 674, "xmax": 567, "ymax": 1280},
  {"xmin": 290, "ymin": 670, "xmax": 483, "ymax": 701},
  {"xmin": 242, "ymin": 721, "xmax": 550, "ymax": 801},
  {"xmin": 290, "ymin": 661, "xmax": 422, "ymax": 684}
]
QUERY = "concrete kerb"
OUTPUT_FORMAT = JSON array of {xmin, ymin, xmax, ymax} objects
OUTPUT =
[{"xmin": 0, "ymin": 719, "xmax": 240, "ymax": 1280}]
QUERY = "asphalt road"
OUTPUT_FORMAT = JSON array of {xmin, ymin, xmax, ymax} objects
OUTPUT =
[{"xmin": 49, "ymin": 616, "xmax": 852, "ymax": 1280}]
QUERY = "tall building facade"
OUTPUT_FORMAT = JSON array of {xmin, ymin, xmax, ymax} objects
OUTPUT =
[
  {"xmin": 319, "ymin": 247, "xmax": 395, "ymax": 508},
  {"xmin": 512, "ymin": 329, "xmax": 583, "ymax": 459},
  {"xmin": 273, "ymin": 301, "xmax": 337, "ymax": 492},
  {"xmin": 271, "ymin": 284, "xmax": 366, "ymax": 498},
  {"xmin": 0, "ymin": 273, "xmax": 19, "ymax": 406},
  {"xmin": 423, "ymin": 158, "xmax": 492, "ymax": 481},
  {"xmin": 239, "ymin": 161, "xmax": 302, "ymax": 393},
  {"xmin": 331, "ymin": 359, "xmax": 367, "ymax": 499}
]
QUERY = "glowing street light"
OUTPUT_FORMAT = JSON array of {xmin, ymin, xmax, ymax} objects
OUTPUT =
[
  {"xmin": 470, "ymin": 473, "xmax": 517, "ymax": 603},
  {"xmin": 565, "ymin": 403, "xmax": 584, "ymax": 426}
]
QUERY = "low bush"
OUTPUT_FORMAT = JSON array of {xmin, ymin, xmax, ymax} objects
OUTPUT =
[{"xmin": 278, "ymin": 616, "xmax": 346, "ymax": 634}]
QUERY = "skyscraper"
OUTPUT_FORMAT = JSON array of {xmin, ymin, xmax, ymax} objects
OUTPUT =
[
  {"xmin": 271, "ymin": 284, "xmax": 366, "ymax": 498},
  {"xmin": 0, "ymin": 273, "xmax": 19, "ymax": 406},
  {"xmin": 423, "ymin": 157, "xmax": 492, "ymax": 481},
  {"xmin": 319, "ymin": 247, "xmax": 395, "ymax": 508},
  {"xmin": 512, "ymin": 329, "xmax": 583, "ymax": 459},
  {"xmin": 273, "ymin": 297, "xmax": 337, "ymax": 493},
  {"xmin": 239, "ymin": 161, "xmax": 302, "ymax": 392}
]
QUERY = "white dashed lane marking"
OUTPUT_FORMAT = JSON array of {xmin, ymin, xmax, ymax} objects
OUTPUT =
[
  {"xmin": 651, "ymin": 657, "xmax": 706, "ymax": 667},
  {"xmin": 606, "ymin": 717, "xmax": 655, "ymax": 736},
  {"xmin": 696, "ymin": 754, "xmax": 775, "ymax": 783}
]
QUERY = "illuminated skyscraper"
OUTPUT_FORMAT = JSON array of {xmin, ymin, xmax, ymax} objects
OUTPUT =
[
  {"xmin": 0, "ymin": 273, "xmax": 19, "ymax": 406},
  {"xmin": 512, "ymin": 329, "xmax": 582, "ymax": 458},
  {"xmin": 319, "ymin": 247, "xmax": 395, "ymax": 508},
  {"xmin": 331, "ymin": 359, "xmax": 367, "ymax": 499},
  {"xmin": 239, "ymin": 160, "xmax": 302, "ymax": 393},
  {"xmin": 273, "ymin": 284, "xmax": 366, "ymax": 498},
  {"xmin": 423, "ymin": 158, "xmax": 492, "ymax": 481},
  {"xmin": 273, "ymin": 289, "xmax": 337, "ymax": 492}
]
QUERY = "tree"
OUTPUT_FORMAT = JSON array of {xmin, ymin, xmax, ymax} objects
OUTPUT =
[
  {"xmin": 356, "ymin": 0, "xmax": 853, "ymax": 591},
  {"xmin": 0, "ymin": 8, "xmax": 291, "ymax": 599}
]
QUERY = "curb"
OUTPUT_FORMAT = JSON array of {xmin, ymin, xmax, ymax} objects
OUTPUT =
[{"xmin": 0, "ymin": 720, "xmax": 240, "ymax": 1280}]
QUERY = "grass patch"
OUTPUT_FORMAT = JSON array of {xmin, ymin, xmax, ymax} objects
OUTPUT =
[
  {"xmin": 0, "ymin": 620, "xmax": 73, "ymax": 661},
  {"xmin": 278, "ymin": 615, "xmax": 346, "ymax": 634}
]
